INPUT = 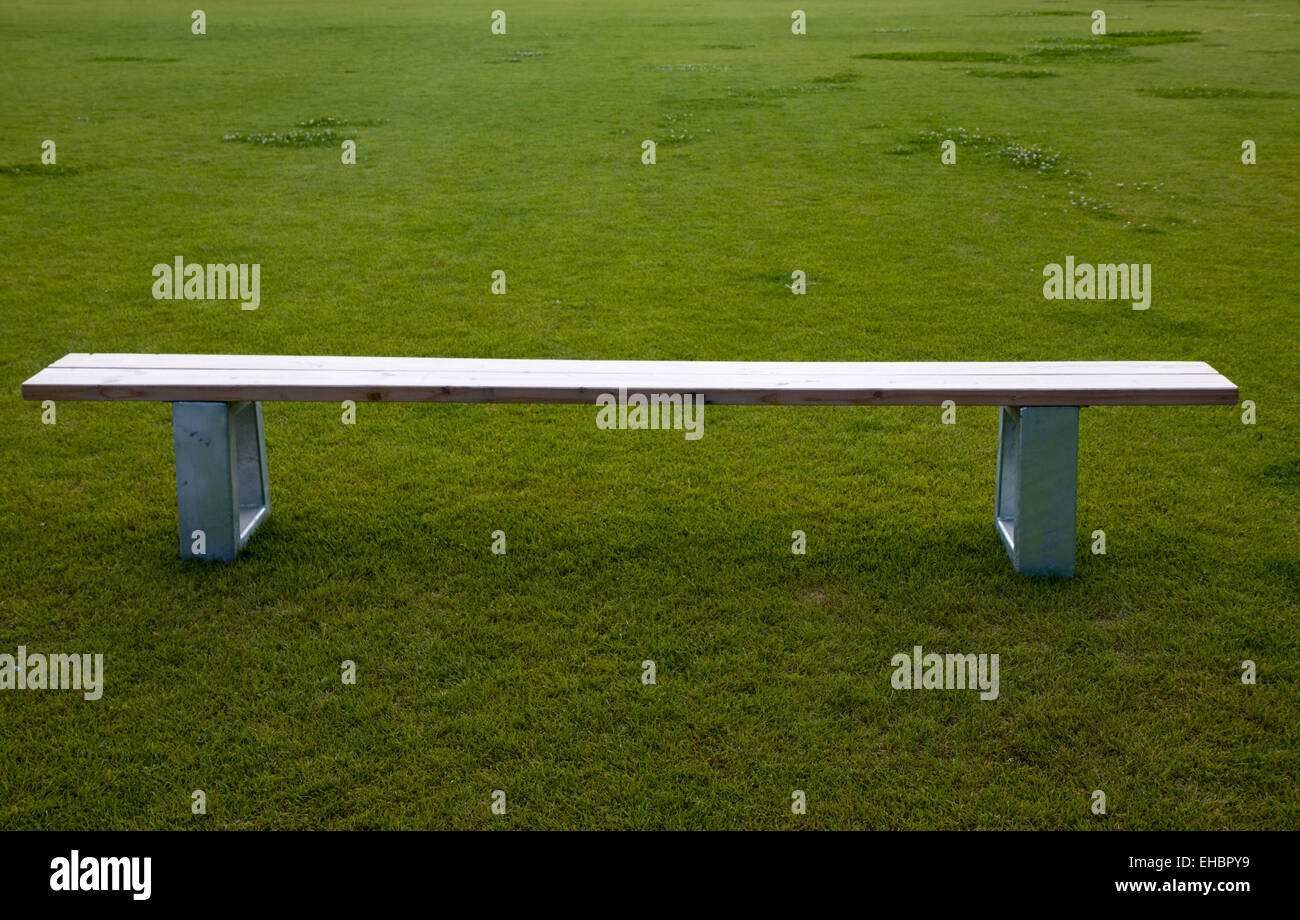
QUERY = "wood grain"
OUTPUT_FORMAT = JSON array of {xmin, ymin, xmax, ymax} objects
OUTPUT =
[{"xmin": 21, "ymin": 354, "xmax": 1240, "ymax": 406}]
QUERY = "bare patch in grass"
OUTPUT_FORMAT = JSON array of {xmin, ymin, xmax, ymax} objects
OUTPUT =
[{"xmin": 799, "ymin": 587, "xmax": 830, "ymax": 606}]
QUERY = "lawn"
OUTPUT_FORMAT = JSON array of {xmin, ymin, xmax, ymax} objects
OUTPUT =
[{"xmin": 0, "ymin": 0, "xmax": 1296, "ymax": 829}]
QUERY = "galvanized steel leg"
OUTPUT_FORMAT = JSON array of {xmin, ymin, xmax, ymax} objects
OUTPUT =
[
  {"xmin": 994, "ymin": 406, "xmax": 1078, "ymax": 577},
  {"xmin": 172, "ymin": 401, "xmax": 270, "ymax": 561}
]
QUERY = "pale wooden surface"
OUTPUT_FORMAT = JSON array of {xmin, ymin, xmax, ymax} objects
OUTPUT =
[{"xmin": 21, "ymin": 354, "xmax": 1239, "ymax": 406}]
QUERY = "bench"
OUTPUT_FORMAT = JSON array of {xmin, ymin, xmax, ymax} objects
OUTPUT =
[{"xmin": 21, "ymin": 354, "xmax": 1238, "ymax": 576}]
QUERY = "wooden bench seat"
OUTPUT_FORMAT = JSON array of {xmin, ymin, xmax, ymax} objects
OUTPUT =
[
  {"xmin": 21, "ymin": 354, "xmax": 1238, "ymax": 575},
  {"xmin": 23, "ymin": 354, "xmax": 1238, "ymax": 406}
]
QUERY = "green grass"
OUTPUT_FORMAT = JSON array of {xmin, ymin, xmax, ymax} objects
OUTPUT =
[
  {"xmin": 908, "ymin": 126, "xmax": 1068, "ymax": 173},
  {"xmin": 1139, "ymin": 86, "xmax": 1297, "ymax": 99},
  {"xmin": 0, "ymin": 164, "xmax": 84, "ymax": 177},
  {"xmin": 854, "ymin": 50, "xmax": 1014, "ymax": 62},
  {"xmin": 221, "ymin": 129, "xmax": 347, "ymax": 147},
  {"xmin": 965, "ymin": 69, "xmax": 1059, "ymax": 79},
  {"xmin": 0, "ymin": 0, "xmax": 1297, "ymax": 830}
]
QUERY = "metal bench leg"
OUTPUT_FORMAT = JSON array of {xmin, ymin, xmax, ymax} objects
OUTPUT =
[
  {"xmin": 994, "ymin": 406, "xmax": 1078, "ymax": 576},
  {"xmin": 172, "ymin": 401, "xmax": 270, "ymax": 561}
]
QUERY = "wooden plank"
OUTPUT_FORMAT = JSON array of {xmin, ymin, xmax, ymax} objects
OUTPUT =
[
  {"xmin": 25, "ymin": 367, "xmax": 1236, "ymax": 394},
  {"xmin": 21, "ymin": 357, "xmax": 1239, "ymax": 406},
  {"xmin": 45, "ymin": 353, "xmax": 1223, "ymax": 378}
]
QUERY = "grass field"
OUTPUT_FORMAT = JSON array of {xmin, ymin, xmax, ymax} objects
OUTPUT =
[{"xmin": 0, "ymin": 0, "xmax": 1296, "ymax": 830}]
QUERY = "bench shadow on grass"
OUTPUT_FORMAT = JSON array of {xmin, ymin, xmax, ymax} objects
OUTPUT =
[
  {"xmin": 836, "ymin": 519, "xmax": 1091, "ymax": 596},
  {"xmin": 188, "ymin": 504, "xmax": 1093, "ymax": 598}
]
